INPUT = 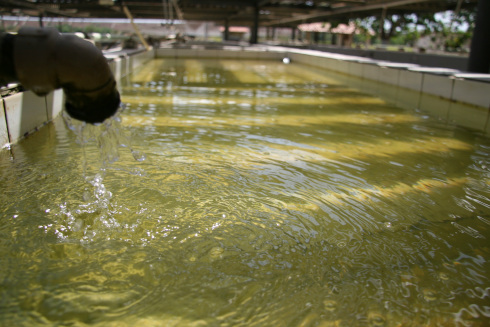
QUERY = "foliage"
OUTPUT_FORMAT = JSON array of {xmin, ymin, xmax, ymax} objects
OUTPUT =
[
  {"xmin": 57, "ymin": 24, "xmax": 116, "ymax": 35},
  {"xmin": 353, "ymin": 7, "xmax": 477, "ymax": 51},
  {"xmin": 438, "ymin": 8, "xmax": 476, "ymax": 52}
]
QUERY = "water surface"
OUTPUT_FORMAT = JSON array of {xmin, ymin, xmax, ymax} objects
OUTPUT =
[{"xmin": 1, "ymin": 59, "xmax": 489, "ymax": 326}]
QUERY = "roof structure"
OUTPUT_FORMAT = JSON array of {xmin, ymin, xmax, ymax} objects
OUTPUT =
[{"xmin": 0, "ymin": 0, "xmax": 478, "ymax": 28}]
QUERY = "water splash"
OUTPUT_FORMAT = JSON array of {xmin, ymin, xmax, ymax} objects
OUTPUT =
[
  {"xmin": 90, "ymin": 173, "xmax": 113, "ymax": 209},
  {"xmin": 62, "ymin": 109, "xmax": 146, "ymax": 173},
  {"xmin": 58, "ymin": 109, "xmax": 146, "ymax": 240}
]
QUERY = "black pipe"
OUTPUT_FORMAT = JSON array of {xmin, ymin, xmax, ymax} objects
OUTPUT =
[{"xmin": 0, "ymin": 27, "xmax": 120, "ymax": 124}]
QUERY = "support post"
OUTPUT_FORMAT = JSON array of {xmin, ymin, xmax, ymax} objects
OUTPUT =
[
  {"xmin": 313, "ymin": 32, "xmax": 319, "ymax": 44},
  {"xmin": 123, "ymin": 5, "xmax": 150, "ymax": 51},
  {"xmin": 39, "ymin": 12, "xmax": 44, "ymax": 28},
  {"xmin": 224, "ymin": 18, "xmax": 230, "ymax": 41},
  {"xmin": 468, "ymin": 0, "xmax": 490, "ymax": 73},
  {"xmin": 380, "ymin": 6, "xmax": 387, "ymax": 43},
  {"xmin": 250, "ymin": 4, "xmax": 259, "ymax": 44}
]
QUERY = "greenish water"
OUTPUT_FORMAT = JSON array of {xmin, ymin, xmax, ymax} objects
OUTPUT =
[{"xmin": 1, "ymin": 58, "xmax": 489, "ymax": 326}]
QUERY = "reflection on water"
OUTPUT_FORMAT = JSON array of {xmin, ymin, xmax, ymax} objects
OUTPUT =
[{"xmin": 1, "ymin": 59, "xmax": 489, "ymax": 326}]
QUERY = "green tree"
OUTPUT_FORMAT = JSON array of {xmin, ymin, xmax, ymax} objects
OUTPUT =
[
  {"xmin": 442, "ymin": 8, "xmax": 476, "ymax": 52},
  {"xmin": 354, "ymin": 7, "xmax": 476, "ymax": 51}
]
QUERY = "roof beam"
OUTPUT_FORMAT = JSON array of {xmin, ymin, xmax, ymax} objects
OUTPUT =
[
  {"xmin": 0, "ymin": 0, "xmax": 477, "ymax": 27},
  {"xmin": 263, "ymin": 0, "xmax": 435, "ymax": 27},
  {"xmin": 2, "ymin": 0, "xmax": 79, "ymax": 17}
]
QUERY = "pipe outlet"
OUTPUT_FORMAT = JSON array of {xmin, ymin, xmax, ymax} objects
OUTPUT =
[{"xmin": 3, "ymin": 27, "xmax": 120, "ymax": 124}]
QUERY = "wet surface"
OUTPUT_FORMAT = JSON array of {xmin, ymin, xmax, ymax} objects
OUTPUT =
[{"xmin": 0, "ymin": 59, "xmax": 489, "ymax": 326}]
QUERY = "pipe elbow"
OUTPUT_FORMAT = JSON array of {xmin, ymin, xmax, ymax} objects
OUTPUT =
[{"xmin": 12, "ymin": 27, "xmax": 120, "ymax": 124}]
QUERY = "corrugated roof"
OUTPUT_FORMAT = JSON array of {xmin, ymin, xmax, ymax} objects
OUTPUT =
[{"xmin": 0, "ymin": 0, "xmax": 478, "ymax": 28}]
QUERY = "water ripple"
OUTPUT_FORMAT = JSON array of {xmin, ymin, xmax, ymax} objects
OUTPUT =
[{"xmin": 1, "ymin": 59, "xmax": 489, "ymax": 326}]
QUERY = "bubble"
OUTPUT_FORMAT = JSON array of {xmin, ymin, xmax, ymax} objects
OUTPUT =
[
  {"xmin": 422, "ymin": 289, "xmax": 437, "ymax": 302},
  {"xmin": 367, "ymin": 312, "xmax": 386, "ymax": 327},
  {"xmin": 438, "ymin": 272, "xmax": 449, "ymax": 281},
  {"xmin": 83, "ymin": 191, "xmax": 92, "ymax": 202},
  {"xmin": 72, "ymin": 219, "xmax": 84, "ymax": 232},
  {"xmin": 209, "ymin": 247, "xmax": 224, "ymax": 259},
  {"xmin": 323, "ymin": 299, "xmax": 337, "ymax": 312},
  {"xmin": 131, "ymin": 149, "xmax": 146, "ymax": 162},
  {"xmin": 337, "ymin": 241, "xmax": 346, "ymax": 248}
]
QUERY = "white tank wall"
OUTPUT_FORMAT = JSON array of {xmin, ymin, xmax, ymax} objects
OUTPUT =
[
  {"xmin": 0, "ymin": 89, "xmax": 64, "ymax": 148},
  {"xmin": 279, "ymin": 48, "xmax": 490, "ymax": 134},
  {"xmin": 156, "ymin": 45, "xmax": 490, "ymax": 134}
]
